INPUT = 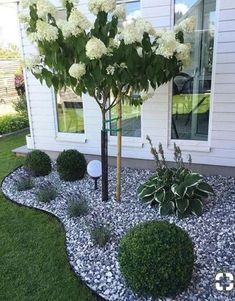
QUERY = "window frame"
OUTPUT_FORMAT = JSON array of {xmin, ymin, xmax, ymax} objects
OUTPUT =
[
  {"xmin": 168, "ymin": 0, "xmax": 218, "ymax": 152},
  {"xmin": 52, "ymin": 88, "xmax": 87, "ymax": 143}
]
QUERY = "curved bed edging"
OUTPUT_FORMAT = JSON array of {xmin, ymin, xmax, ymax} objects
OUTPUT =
[{"xmin": 1, "ymin": 166, "xmax": 106, "ymax": 301}]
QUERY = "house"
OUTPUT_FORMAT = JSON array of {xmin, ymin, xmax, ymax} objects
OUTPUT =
[{"xmin": 18, "ymin": 0, "xmax": 235, "ymax": 176}]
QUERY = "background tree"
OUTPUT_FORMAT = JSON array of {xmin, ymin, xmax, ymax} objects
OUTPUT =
[{"xmin": 20, "ymin": 0, "xmax": 193, "ymax": 201}]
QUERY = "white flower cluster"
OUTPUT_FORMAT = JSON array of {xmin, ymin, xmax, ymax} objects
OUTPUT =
[
  {"xmin": 69, "ymin": 63, "xmax": 86, "ymax": 79},
  {"xmin": 20, "ymin": 0, "xmax": 37, "ymax": 9},
  {"xmin": 106, "ymin": 65, "xmax": 115, "ymax": 75},
  {"xmin": 155, "ymin": 31, "xmax": 179, "ymax": 58},
  {"xmin": 140, "ymin": 91, "xmax": 154, "ymax": 101},
  {"xmin": 113, "ymin": 4, "xmax": 126, "ymax": 19},
  {"xmin": 121, "ymin": 18, "xmax": 156, "ymax": 45},
  {"xmin": 88, "ymin": 0, "xmax": 116, "ymax": 15},
  {"xmin": 61, "ymin": 0, "xmax": 78, "ymax": 7},
  {"xmin": 36, "ymin": 20, "xmax": 59, "ymax": 42},
  {"xmin": 57, "ymin": 8, "xmax": 91, "ymax": 38},
  {"xmin": 36, "ymin": 0, "xmax": 56, "ymax": 19},
  {"xmin": 18, "ymin": 13, "xmax": 30, "ymax": 24},
  {"xmin": 175, "ymin": 16, "xmax": 196, "ymax": 33},
  {"xmin": 86, "ymin": 37, "xmax": 107, "ymax": 59},
  {"xmin": 22, "ymin": 55, "xmax": 41, "ymax": 70},
  {"xmin": 155, "ymin": 30, "xmax": 191, "ymax": 65},
  {"xmin": 176, "ymin": 43, "xmax": 191, "ymax": 66}
]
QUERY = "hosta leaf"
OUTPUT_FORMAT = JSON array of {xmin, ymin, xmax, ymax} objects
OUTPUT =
[
  {"xmin": 141, "ymin": 194, "xmax": 155, "ymax": 204},
  {"xmin": 139, "ymin": 185, "xmax": 155, "ymax": 199},
  {"xmin": 197, "ymin": 182, "xmax": 214, "ymax": 195},
  {"xmin": 190, "ymin": 198, "xmax": 203, "ymax": 216},
  {"xmin": 194, "ymin": 189, "xmax": 208, "ymax": 198},
  {"xmin": 184, "ymin": 173, "xmax": 203, "ymax": 187},
  {"xmin": 176, "ymin": 198, "xmax": 189, "ymax": 213},
  {"xmin": 159, "ymin": 201, "xmax": 174, "ymax": 216},
  {"xmin": 137, "ymin": 184, "xmax": 146, "ymax": 194},
  {"xmin": 154, "ymin": 189, "xmax": 166, "ymax": 203},
  {"xmin": 175, "ymin": 183, "xmax": 187, "ymax": 197}
]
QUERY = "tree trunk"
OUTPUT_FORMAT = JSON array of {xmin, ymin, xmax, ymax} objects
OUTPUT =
[
  {"xmin": 116, "ymin": 99, "xmax": 122, "ymax": 202},
  {"xmin": 101, "ymin": 111, "xmax": 108, "ymax": 201}
]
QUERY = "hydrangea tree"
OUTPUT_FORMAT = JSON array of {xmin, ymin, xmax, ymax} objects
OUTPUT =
[{"xmin": 20, "ymin": 0, "xmax": 194, "ymax": 201}]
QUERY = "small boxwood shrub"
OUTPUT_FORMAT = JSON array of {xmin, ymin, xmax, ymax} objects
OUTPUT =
[
  {"xmin": 0, "ymin": 114, "xmax": 29, "ymax": 135},
  {"xmin": 57, "ymin": 149, "xmax": 87, "ymax": 181},
  {"xmin": 24, "ymin": 150, "xmax": 52, "ymax": 177},
  {"xmin": 67, "ymin": 195, "xmax": 89, "ymax": 217},
  {"xmin": 118, "ymin": 221, "xmax": 194, "ymax": 298}
]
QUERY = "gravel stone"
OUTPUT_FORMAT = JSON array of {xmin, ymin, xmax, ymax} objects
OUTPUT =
[{"xmin": 1, "ymin": 166, "xmax": 235, "ymax": 301}]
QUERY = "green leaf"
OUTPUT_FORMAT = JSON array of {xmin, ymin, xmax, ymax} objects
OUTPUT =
[
  {"xmin": 174, "ymin": 182, "xmax": 187, "ymax": 197},
  {"xmin": 176, "ymin": 198, "xmax": 189, "ymax": 213},
  {"xmin": 184, "ymin": 173, "xmax": 203, "ymax": 187},
  {"xmin": 197, "ymin": 182, "xmax": 214, "ymax": 195},
  {"xmin": 154, "ymin": 189, "xmax": 165, "ymax": 203},
  {"xmin": 139, "ymin": 185, "xmax": 155, "ymax": 199},
  {"xmin": 137, "ymin": 184, "xmax": 145, "ymax": 194},
  {"xmin": 190, "ymin": 198, "xmax": 203, "ymax": 216},
  {"xmin": 194, "ymin": 189, "xmax": 208, "ymax": 198},
  {"xmin": 159, "ymin": 201, "xmax": 174, "ymax": 216}
]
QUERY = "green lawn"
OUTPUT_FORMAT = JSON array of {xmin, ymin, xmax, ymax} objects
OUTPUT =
[{"xmin": 0, "ymin": 133, "xmax": 98, "ymax": 301}]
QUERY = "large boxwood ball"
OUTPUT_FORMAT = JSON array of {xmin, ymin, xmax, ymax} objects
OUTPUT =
[
  {"xmin": 118, "ymin": 221, "xmax": 194, "ymax": 298},
  {"xmin": 24, "ymin": 150, "xmax": 51, "ymax": 177},
  {"xmin": 56, "ymin": 149, "xmax": 87, "ymax": 181}
]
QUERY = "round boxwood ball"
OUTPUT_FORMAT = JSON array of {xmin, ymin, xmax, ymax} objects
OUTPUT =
[
  {"xmin": 118, "ymin": 221, "xmax": 194, "ymax": 298},
  {"xmin": 24, "ymin": 150, "xmax": 51, "ymax": 177},
  {"xmin": 56, "ymin": 149, "xmax": 87, "ymax": 181}
]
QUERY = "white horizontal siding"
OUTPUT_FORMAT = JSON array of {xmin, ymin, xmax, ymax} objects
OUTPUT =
[{"xmin": 21, "ymin": 0, "xmax": 235, "ymax": 168}]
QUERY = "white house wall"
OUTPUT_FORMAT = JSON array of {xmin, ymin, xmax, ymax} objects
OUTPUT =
[{"xmin": 21, "ymin": 0, "xmax": 235, "ymax": 168}]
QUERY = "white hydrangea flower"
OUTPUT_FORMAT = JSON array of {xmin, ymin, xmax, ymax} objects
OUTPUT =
[
  {"xmin": 69, "ymin": 63, "xmax": 86, "ymax": 79},
  {"xmin": 140, "ymin": 91, "xmax": 154, "ymax": 101},
  {"xmin": 121, "ymin": 18, "xmax": 155, "ymax": 45},
  {"xmin": 109, "ymin": 38, "xmax": 120, "ymax": 49},
  {"xmin": 86, "ymin": 37, "xmax": 107, "ymax": 59},
  {"xmin": 22, "ymin": 55, "xmax": 41, "ymax": 70},
  {"xmin": 27, "ymin": 32, "xmax": 38, "ymax": 43},
  {"xmin": 135, "ymin": 18, "xmax": 156, "ymax": 36},
  {"xmin": 106, "ymin": 65, "xmax": 115, "ymax": 75},
  {"xmin": 155, "ymin": 31, "xmax": 179, "ymax": 58},
  {"xmin": 56, "ymin": 19, "xmax": 75, "ymax": 39},
  {"xmin": 20, "ymin": 0, "xmax": 37, "ymax": 9},
  {"xmin": 88, "ymin": 0, "xmax": 116, "ymax": 15},
  {"xmin": 18, "ymin": 13, "xmax": 30, "ymax": 24},
  {"xmin": 113, "ymin": 4, "xmax": 126, "ymax": 19},
  {"xmin": 61, "ymin": 0, "xmax": 79, "ymax": 7},
  {"xmin": 68, "ymin": 8, "xmax": 91, "ymax": 32},
  {"xmin": 36, "ymin": 20, "xmax": 59, "ymax": 42},
  {"xmin": 176, "ymin": 43, "xmax": 191, "ymax": 66},
  {"xmin": 37, "ymin": 0, "xmax": 56, "ymax": 19},
  {"xmin": 33, "ymin": 66, "xmax": 42, "ymax": 74},
  {"xmin": 174, "ymin": 16, "xmax": 196, "ymax": 33}
]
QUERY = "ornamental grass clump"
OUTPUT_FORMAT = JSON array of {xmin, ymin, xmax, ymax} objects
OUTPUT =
[
  {"xmin": 15, "ymin": 175, "xmax": 34, "ymax": 191},
  {"xmin": 118, "ymin": 221, "xmax": 194, "ymax": 298},
  {"xmin": 67, "ymin": 194, "xmax": 89, "ymax": 217},
  {"xmin": 138, "ymin": 136, "xmax": 214, "ymax": 218},
  {"xmin": 24, "ymin": 150, "xmax": 52, "ymax": 177},
  {"xmin": 90, "ymin": 225, "xmax": 111, "ymax": 247},
  {"xmin": 35, "ymin": 181, "xmax": 57, "ymax": 203},
  {"xmin": 57, "ymin": 149, "xmax": 87, "ymax": 181}
]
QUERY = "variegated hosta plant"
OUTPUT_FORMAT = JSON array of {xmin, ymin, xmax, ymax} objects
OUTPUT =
[{"xmin": 138, "ymin": 138, "xmax": 214, "ymax": 218}]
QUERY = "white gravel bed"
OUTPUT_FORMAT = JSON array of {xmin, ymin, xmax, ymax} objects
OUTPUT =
[{"xmin": 1, "ymin": 165, "xmax": 235, "ymax": 301}]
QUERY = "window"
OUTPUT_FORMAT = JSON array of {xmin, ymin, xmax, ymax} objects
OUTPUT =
[
  {"xmin": 110, "ymin": 0, "xmax": 141, "ymax": 138},
  {"xmin": 56, "ymin": 88, "xmax": 85, "ymax": 133},
  {"xmin": 171, "ymin": 0, "xmax": 216, "ymax": 141}
]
